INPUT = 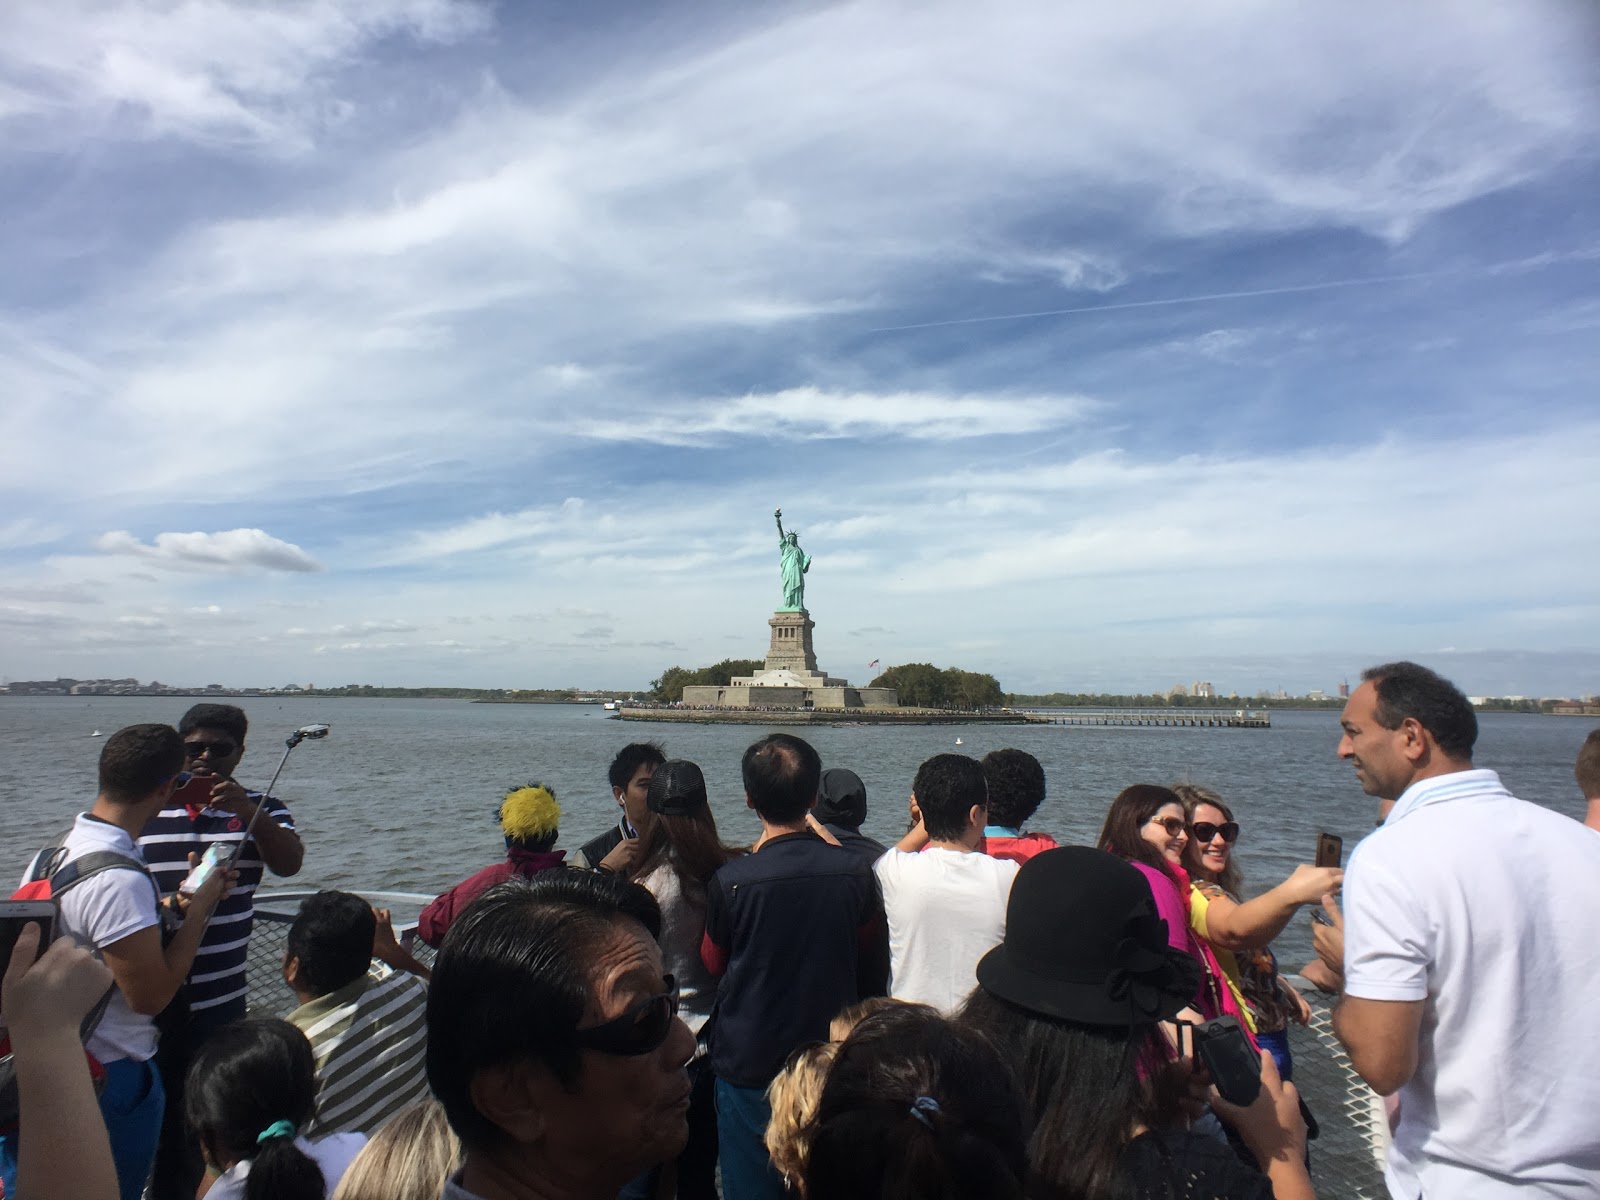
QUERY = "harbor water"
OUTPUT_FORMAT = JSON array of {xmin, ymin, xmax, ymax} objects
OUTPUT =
[{"xmin": 2, "ymin": 697, "xmax": 1594, "ymax": 969}]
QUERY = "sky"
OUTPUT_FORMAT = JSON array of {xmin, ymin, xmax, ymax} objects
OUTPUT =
[{"xmin": 2, "ymin": 0, "xmax": 1598, "ymax": 697}]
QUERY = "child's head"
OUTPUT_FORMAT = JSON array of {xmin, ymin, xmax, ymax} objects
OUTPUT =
[
  {"xmin": 765, "ymin": 1041, "xmax": 839, "ymax": 1193},
  {"xmin": 186, "ymin": 1018, "xmax": 324, "ymax": 1200}
]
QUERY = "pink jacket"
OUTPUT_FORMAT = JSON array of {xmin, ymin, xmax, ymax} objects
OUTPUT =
[{"xmin": 1129, "ymin": 859, "xmax": 1258, "ymax": 1043}]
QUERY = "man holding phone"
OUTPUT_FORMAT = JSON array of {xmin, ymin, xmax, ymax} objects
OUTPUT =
[
  {"xmin": 2, "ymin": 724, "xmax": 234, "ymax": 1200},
  {"xmin": 575, "ymin": 742, "xmax": 665, "ymax": 873},
  {"xmin": 136, "ymin": 703, "xmax": 302, "ymax": 1200}
]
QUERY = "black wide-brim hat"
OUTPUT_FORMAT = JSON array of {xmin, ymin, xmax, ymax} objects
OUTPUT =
[
  {"xmin": 647, "ymin": 759, "xmax": 709, "ymax": 817},
  {"xmin": 976, "ymin": 846, "xmax": 1201, "ymax": 1027}
]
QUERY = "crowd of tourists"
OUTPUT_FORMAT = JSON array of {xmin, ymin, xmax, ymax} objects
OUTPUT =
[{"xmin": 3, "ymin": 661, "xmax": 1600, "ymax": 1200}]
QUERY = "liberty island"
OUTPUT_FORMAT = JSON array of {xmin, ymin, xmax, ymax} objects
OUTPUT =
[{"xmin": 678, "ymin": 507, "xmax": 899, "ymax": 712}]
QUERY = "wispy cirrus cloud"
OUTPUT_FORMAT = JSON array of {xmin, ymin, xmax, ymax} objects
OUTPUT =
[
  {"xmin": 575, "ymin": 389, "xmax": 1096, "ymax": 446},
  {"xmin": 0, "ymin": 0, "xmax": 488, "ymax": 151}
]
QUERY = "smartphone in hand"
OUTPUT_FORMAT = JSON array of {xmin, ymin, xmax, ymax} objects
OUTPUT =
[
  {"xmin": 1315, "ymin": 832, "xmax": 1343, "ymax": 868},
  {"xmin": 0, "ymin": 901, "xmax": 56, "ymax": 1006},
  {"xmin": 179, "ymin": 843, "xmax": 232, "ymax": 896}
]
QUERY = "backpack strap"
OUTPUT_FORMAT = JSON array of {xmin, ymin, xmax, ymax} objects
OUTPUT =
[
  {"xmin": 50, "ymin": 851, "xmax": 161, "ymax": 906},
  {"xmin": 22, "ymin": 829, "xmax": 76, "ymax": 884}
]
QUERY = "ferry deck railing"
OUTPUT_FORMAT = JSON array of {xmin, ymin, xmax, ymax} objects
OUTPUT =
[{"xmin": 247, "ymin": 891, "xmax": 1388, "ymax": 1199}]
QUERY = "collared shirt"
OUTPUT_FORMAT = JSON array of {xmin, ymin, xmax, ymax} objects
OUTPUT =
[
  {"xmin": 138, "ymin": 792, "xmax": 296, "ymax": 1014},
  {"xmin": 287, "ymin": 964, "xmax": 430, "ymax": 1136},
  {"xmin": 1343, "ymin": 768, "xmax": 1600, "ymax": 1198}
]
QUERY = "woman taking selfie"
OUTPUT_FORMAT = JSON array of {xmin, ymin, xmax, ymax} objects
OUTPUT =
[
  {"xmin": 1096, "ymin": 784, "xmax": 1252, "ymax": 1029},
  {"xmin": 1173, "ymin": 784, "xmax": 1343, "ymax": 1080}
]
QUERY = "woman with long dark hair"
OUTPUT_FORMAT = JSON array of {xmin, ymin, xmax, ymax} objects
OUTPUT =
[
  {"xmin": 626, "ymin": 759, "xmax": 743, "ymax": 1200},
  {"xmin": 1096, "ymin": 784, "xmax": 1252, "ymax": 1030},
  {"xmin": 960, "ymin": 847, "xmax": 1314, "ymax": 1199},
  {"xmin": 1173, "ymin": 784, "xmax": 1341, "ymax": 1081},
  {"xmin": 186, "ymin": 1018, "xmax": 364, "ymax": 1200}
]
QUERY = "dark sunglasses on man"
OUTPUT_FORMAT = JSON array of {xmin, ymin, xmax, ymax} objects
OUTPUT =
[
  {"xmin": 184, "ymin": 739, "xmax": 237, "ymax": 760},
  {"xmin": 573, "ymin": 975, "xmax": 680, "ymax": 1056},
  {"xmin": 1191, "ymin": 820, "xmax": 1241, "ymax": 844}
]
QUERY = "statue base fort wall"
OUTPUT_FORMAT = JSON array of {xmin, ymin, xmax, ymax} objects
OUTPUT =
[{"xmin": 680, "ymin": 608, "xmax": 899, "ymax": 711}]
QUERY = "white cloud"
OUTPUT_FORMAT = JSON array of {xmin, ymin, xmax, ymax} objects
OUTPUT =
[{"xmin": 95, "ymin": 528, "xmax": 323, "ymax": 573}]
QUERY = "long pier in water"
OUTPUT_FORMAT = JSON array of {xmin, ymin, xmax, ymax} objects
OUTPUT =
[{"xmin": 1022, "ymin": 708, "xmax": 1271, "ymax": 729}]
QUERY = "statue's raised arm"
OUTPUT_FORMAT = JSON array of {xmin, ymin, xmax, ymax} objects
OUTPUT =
[{"xmin": 775, "ymin": 508, "xmax": 786, "ymax": 543}]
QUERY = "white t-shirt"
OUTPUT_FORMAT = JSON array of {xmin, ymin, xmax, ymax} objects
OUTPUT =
[
  {"xmin": 206, "ymin": 1132, "xmax": 365, "ymax": 1200},
  {"xmin": 874, "ymin": 845, "xmax": 1019, "ymax": 1013},
  {"xmin": 1343, "ymin": 769, "xmax": 1600, "ymax": 1199},
  {"xmin": 22, "ymin": 815, "xmax": 163, "ymax": 1064}
]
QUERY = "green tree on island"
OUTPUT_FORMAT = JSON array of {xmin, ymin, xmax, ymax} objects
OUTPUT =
[
  {"xmin": 869, "ymin": 663, "xmax": 1003, "ymax": 709},
  {"xmin": 650, "ymin": 659, "xmax": 765, "ymax": 702}
]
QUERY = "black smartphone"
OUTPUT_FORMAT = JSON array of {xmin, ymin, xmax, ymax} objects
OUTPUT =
[
  {"xmin": 1315, "ymin": 832, "xmax": 1343, "ymax": 869},
  {"xmin": 1193, "ymin": 1015, "xmax": 1262, "ymax": 1107},
  {"xmin": 0, "ymin": 901, "xmax": 56, "ymax": 1000}
]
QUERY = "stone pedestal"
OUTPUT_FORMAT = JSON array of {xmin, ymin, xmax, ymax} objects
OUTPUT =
[
  {"xmin": 679, "ymin": 609, "xmax": 899, "ymax": 710},
  {"xmin": 766, "ymin": 610, "xmax": 819, "ymax": 674}
]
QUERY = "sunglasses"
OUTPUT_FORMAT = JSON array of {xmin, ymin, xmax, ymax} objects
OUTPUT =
[
  {"xmin": 184, "ymin": 740, "xmax": 237, "ymax": 760},
  {"xmin": 1191, "ymin": 821, "xmax": 1241, "ymax": 845},
  {"xmin": 1146, "ymin": 816, "xmax": 1186, "ymax": 838},
  {"xmin": 573, "ymin": 975, "xmax": 679, "ymax": 1057}
]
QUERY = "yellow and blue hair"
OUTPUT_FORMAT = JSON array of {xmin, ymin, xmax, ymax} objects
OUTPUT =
[{"xmin": 500, "ymin": 783, "xmax": 560, "ymax": 846}]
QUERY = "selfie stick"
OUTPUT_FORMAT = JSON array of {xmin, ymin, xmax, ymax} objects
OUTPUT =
[{"xmin": 224, "ymin": 723, "xmax": 330, "ymax": 868}]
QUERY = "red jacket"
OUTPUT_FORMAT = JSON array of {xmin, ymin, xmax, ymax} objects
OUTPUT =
[{"xmin": 417, "ymin": 848, "xmax": 566, "ymax": 948}]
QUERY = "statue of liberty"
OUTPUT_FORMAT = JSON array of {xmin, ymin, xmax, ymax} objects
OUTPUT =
[{"xmin": 774, "ymin": 508, "xmax": 811, "ymax": 612}]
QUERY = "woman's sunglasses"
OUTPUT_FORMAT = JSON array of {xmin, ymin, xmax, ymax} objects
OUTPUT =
[
  {"xmin": 573, "ymin": 975, "xmax": 679, "ymax": 1057},
  {"xmin": 1191, "ymin": 821, "xmax": 1241, "ymax": 845},
  {"xmin": 1146, "ymin": 816, "xmax": 1186, "ymax": 838}
]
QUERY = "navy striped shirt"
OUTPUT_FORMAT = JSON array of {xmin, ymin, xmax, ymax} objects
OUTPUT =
[{"xmin": 137, "ymin": 793, "xmax": 296, "ymax": 1015}]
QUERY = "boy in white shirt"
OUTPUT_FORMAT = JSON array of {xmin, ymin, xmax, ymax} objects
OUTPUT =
[
  {"xmin": 2, "ymin": 724, "xmax": 233, "ymax": 1200},
  {"xmin": 874, "ymin": 754, "xmax": 1020, "ymax": 1012}
]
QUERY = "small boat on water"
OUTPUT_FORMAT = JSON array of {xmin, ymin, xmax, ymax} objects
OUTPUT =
[
  {"xmin": 90, "ymin": 729, "xmax": 102, "ymax": 737},
  {"xmin": 603, "ymin": 700, "xmax": 621, "ymax": 711}
]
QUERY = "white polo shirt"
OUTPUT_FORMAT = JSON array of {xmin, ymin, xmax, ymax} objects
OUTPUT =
[
  {"xmin": 1343, "ymin": 768, "xmax": 1600, "ymax": 1199},
  {"xmin": 21, "ymin": 815, "xmax": 163, "ymax": 1063}
]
